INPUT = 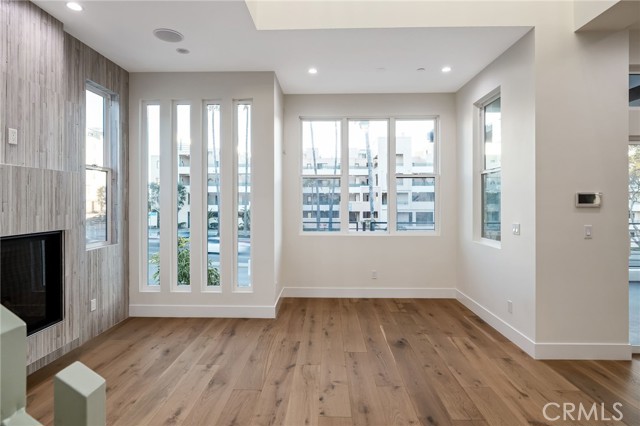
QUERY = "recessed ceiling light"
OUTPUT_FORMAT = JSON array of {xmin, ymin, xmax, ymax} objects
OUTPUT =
[
  {"xmin": 308, "ymin": 68, "xmax": 318, "ymax": 75},
  {"xmin": 176, "ymin": 48, "xmax": 190, "ymax": 55},
  {"xmin": 153, "ymin": 28, "xmax": 184, "ymax": 43},
  {"xmin": 441, "ymin": 66, "xmax": 452, "ymax": 73},
  {"xmin": 66, "ymin": 2, "xmax": 83, "ymax": 11}
]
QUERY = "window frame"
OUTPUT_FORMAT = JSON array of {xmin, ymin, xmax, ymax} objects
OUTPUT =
[
  {"xmin": 393, "ymin": 117, "xmax": 439, "ymax": 233},
  {"xmin": 85, "ymin": 82, "xmax": 117, "ymax": 250},
  {"xmin": 477, "ymin": 89, "xmax": 502, "ymax": 244},
  {"xmin": 299, "ymin": 115, "xmax": 440, "ymax": 236}
]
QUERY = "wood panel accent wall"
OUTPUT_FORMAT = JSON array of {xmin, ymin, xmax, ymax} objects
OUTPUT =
[{"xmin": 0, "ymin": 0, "xmax": 129, "ymax": 372}]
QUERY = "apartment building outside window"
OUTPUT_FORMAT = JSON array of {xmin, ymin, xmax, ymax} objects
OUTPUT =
[
  {"xmin": 479, "ymin": 94, "xmax": 501, "ymax": 241},
  {"xmin": 301, "ymin": 117, "xmax": 438, "ymax": 234}
]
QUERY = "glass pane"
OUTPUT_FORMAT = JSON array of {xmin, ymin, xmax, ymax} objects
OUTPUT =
[
  {"xmin": 86, "ymin": 169, "xmax": 108, "ymax": 244},
  {"xmin": 302, "ymin": 178, "xmax": 341, "ymax": 232},
  {"xmin": 630, "ymin": 74, "xmax": 640, "ymax": 107},
  {"xmin": 482, "ymin": 171, "xmax": 501, "ymax": 241},
  {"xmin": 484, "ymin": 97, "xmax": 501, "ymax": 170},
  {"xmin": 629, "ymin": 144, "xmax": 640, "ymax": 345},
  {"xmin": 348, "ymin": 120, "xmax": 388, "ymax": 232},
  {"xmin": 237, "ymin": 103, "xmax": 252, "ymax": 288},
  {"xmin": 176, "ymin": 104, "xmax": 191, "ymax": 286},
  {"xmin": 395, "ymin": 119, "xmax": 436, "ymax": 174},
  {"xmin": 396, "ymin": 177, "xmax": 435, "ymax": 231},
  {"xmin": 86, "ymin": 90, "xmax": 105, "ymax": 167},
  {"xmin": 302, "ymin": 120, "xmax": 341, "ymax": 176},
  {"xmin": 146, "ymin": 105, "xmax": 161, "ymax": 285},
  {"xmin": 206, "ymin": 104, "xmax": 221, "ymax": 287}
]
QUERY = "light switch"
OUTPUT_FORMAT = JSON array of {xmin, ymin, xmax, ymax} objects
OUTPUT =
[
  {"xmin": 512, "ymin": 223, "xmax": 520, "ymax": 236},
  {"xmin": 8, "ymin": 128, "xmax": 17, "ymax": 145},
  {"xmin": 584, "ymin": 225, "xmax": 592, "ymax": 239}
]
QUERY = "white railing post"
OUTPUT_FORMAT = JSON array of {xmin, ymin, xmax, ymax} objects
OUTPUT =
[
  {"xmin": 0, "ymin": 306, "xmax": 41, "ymax": 426},
  {"xmin": 54, "ymin": 362, "xmax": 106, "ymax": 426}
]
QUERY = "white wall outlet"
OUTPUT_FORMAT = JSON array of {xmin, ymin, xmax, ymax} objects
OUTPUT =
[
  {"xmin": 584, "ymin": 225, "xmax": 592, "ymax": 239},
  {"xmin": 512, "ymin": 223, "xmax": 520, "ymax": 235},
  {"xmin": 371, "ymin": 270, "xmax": 378, "ymax": 279},
  {"xmin": 507, "ymin": 300, "xmax": 513, "ymax": 314},
  {"xmin": 90, "ymin": 299, "xmax": 97, "ymax": 312},
  {"xmin": 8, "ymin": 128, "xmax": 17, "ymax": 145}
]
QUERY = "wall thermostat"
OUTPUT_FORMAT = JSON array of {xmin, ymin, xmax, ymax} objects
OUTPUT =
[{"xmin": 575, "ymin": 192, "xmax": 602, "ymax": 208}]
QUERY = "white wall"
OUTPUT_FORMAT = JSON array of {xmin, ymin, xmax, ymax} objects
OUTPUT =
[
  {"xmin": 534, "ymin": 26, "xmax": 630, "ymax": 351},
  {"xmin": 456, "ymin": 31, "xmax": 537, "ymax": 344},
  {"xmin": 274, "ymin": 76, "xmax": 285, "ymax": 301},
  {"xmin": 129, "ymin": 72, "xmax": 280, "ymax": 316},
  {"xmin": 281, "ymin": 94, "xmax": 457, "ymax": 296}
]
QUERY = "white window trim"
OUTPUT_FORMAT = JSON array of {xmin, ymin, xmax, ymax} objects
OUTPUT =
[
  {"xmin": 233, "ymin": 100, "xmax": 253, "ymax": 292},
  {"xmin": 140, "ymin": 101, "xmax": 162, "ymax": 292},
  {"xmin": 299, "ymin": 116, "xmax": 440, "ymax": 237},
  {"xmin": 85, "ymin": 82, "xmax": 117, "ymax": 250},
  {"xmin": 475, "ymin": 88, "xmax": 502, "ymax": 246},
  {"xmin": 202, "ymin": 101, "xmax": 223, "ymax": 293}
]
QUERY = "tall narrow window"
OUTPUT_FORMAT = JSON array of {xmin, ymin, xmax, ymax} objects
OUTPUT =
[
  {"xmin": 301, "ymin": 120, "xmax": 341, "ymax": 232},
  {"xmin": 206, "ymin": 104, "xmax": 221, "ymax": 287},
  {"xmin": 480, "ymin": 96, "xmax": 501, "ymax": 241},
  {"xmin": 395, "ymin": 119, "xmax": 437, "ymax": 231},
  {"xmin": 146, "ymin": 104, "xmax": 161, "ymax": 286},
  {"xmin": 85, "ymin": 84, "xmax": 115, "ymax": 248},
  {"xmin": 236, "ymin": 103, "xmax": 252, "ymax": 288},
  {"xmin": 348, "ymin": 120, "xmax": 388, "ymax": 232},
  {"xmin": 176, "ymin": 104, "xmax": 191, "ymax": 286}
]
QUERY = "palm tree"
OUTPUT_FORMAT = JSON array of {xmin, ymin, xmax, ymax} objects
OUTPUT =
[{"xmin": 309, "ymin": 122, "xmax": 322, "ymax": 230}]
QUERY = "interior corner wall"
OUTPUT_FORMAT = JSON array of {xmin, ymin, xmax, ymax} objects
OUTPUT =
[
  {"xmin": 274, "ymin": 76, "xmax": 285, "ymax": 301},
  {"xmin": 456, "ymin": 30, "xmax": 537, "ymax": 348},
  {"xmin": 281, "ymin": 94, "xmax": 457, "ymax": 296},
  {"xmin": 534, "ymin": 27, "xmax": 630, "ymax": 353},
  {"xmin": 0, "ymin": 0, "xmax": 129, "ymax": 372}
]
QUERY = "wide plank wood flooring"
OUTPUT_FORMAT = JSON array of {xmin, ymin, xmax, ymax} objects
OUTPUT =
[{"xmin": 27, "ymin": 298, "xmax": 639, "ymax": 426}]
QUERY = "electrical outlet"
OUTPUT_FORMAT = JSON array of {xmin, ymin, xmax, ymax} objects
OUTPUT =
[
  {"xmin": 8, "ymin": 128, "xmax": 17, "ymax": 145},
  {"xmin": 507, "ymin": 300, "xmax": 513, "ymax": 314},
  {"xmin": 371, "ymin": 270, "xmax": 378, "ymax": 280},
  {"xmin": 90, "ymin": 299, "xmax": 97, "ymax": 312}
]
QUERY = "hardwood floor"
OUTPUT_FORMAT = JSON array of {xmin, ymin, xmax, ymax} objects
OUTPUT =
[{"xmin": 26, "ymin": 299, "xmax": 639, "ymax": 426}]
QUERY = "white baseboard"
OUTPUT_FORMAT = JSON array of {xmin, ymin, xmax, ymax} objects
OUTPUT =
[
  {"xmin": 129, "ymin": 304, "xmax": 277, "ymax": 318},
  {"xmin": 456, "ymin": 290, "xmax": 632, "ymax": 360},
  {"xmin": 455, "ymin": 290, "xmax": 537, "ymax": 358},
  {"xmin": 534, "ymin": 343, "xmax": 632, "ymax": 360},
  {"xmin": 281, "ymin": 287, "xmax": 456, "ymax": 299}
]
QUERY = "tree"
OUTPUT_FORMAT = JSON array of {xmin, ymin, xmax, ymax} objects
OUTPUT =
[
  {"xmin": 96, "ymin": 186, "xmax": 106, "ymax": 214},
  {"xmin": 149, "ymin": 237, "xmax": 220, "ymax": 286},
  {"xmin": 147, "ymin": 181, "xmax": 187, "ymax": 219},
  {"xmin": 362, "ymin": 122, "xmax": 376, "ymax": 230}
]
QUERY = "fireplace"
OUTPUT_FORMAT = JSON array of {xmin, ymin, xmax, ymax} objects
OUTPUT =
[{"xmin": 1, "ymin": 231, "xmax": 64, "ymax": 335}]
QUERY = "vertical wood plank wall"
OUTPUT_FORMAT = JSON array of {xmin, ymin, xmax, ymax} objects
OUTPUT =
[{"xmin": 0, "ymin": 0, "xmax": 129, "ymax": 372}]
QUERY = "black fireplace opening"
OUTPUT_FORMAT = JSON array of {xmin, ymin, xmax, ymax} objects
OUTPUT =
[{"xmin": 1, "ymin": 231, "xmax": 64, "ymax": 335}]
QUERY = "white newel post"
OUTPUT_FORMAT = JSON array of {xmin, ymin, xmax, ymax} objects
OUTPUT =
[
  {"xmin": 0, "ymin": 306, "xmax": 41, "ymax": 426},
  {"xmin": 54, "ymin": 362, "xmax": 106, "ymax": 426}
]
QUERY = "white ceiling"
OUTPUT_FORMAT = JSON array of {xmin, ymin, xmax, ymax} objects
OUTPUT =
[{"xmin": 32, "ymin": 0, "xmax": 530, "ymax": 94}]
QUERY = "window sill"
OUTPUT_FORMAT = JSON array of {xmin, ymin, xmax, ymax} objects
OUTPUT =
[
  {"xmin": 475, "ymin": 238, "xmax": 501, "ymax": 249},
  {"xmin": 86, "ymin": 242, "xmax": 115, "ymax": 251}
]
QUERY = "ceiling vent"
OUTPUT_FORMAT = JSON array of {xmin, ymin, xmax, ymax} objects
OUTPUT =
[{"xmin": 153, "ymin": 28, "xmax": 184, "ymax": 43}]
